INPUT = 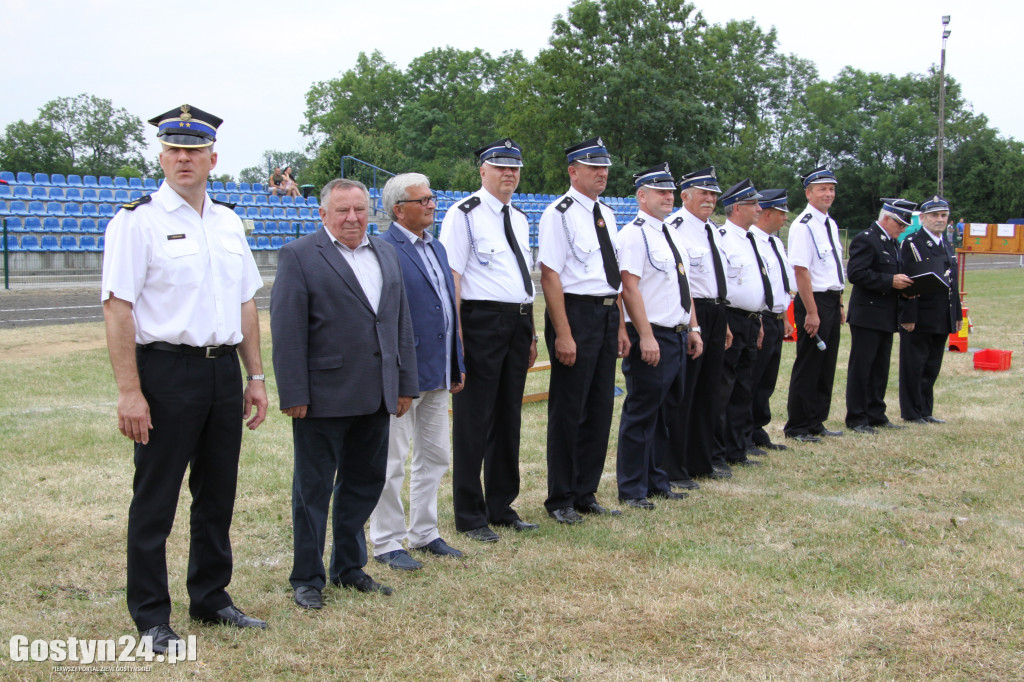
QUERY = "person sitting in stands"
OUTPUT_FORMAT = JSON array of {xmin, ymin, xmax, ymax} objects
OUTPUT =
[
  {"xmin": 268, "ymin": 167, "xmax": 284, "ymax": 196},
  {"xmin": 282, "ymin": 166, "xmax": 301, "ymax": 198}
]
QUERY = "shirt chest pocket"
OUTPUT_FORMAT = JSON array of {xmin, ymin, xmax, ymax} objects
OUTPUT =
[
  {"xmin": 686, "ymin": 246, "xmax": 709, "ymax": 269},
  {"xmin": 574, "ymin": 230, "xmax": 601, "ymax": 257},
  {"xmin": 725, "ymin": 253, "xmax": 753, "ymax": 280},
  {"xmin": 159, "ymin": 238, "xmax": 204, "ymax": 284},
  {"xmin": 474, "ymin": 236, "xmax": 507, "ymax": 258},
  {"xmin": 650, "ymin": 245, "xmax": 675, "ymax": 273}
]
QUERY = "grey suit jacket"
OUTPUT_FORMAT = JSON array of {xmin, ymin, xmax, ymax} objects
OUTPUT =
[{"xmin": 270, "ymin": 227, "xmax": 418, "ymax": 418}]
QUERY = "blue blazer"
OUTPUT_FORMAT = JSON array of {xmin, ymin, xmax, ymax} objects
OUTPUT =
[{"xmin": 381, "ymin": 223, "xmax": 465, "ymax": 392}]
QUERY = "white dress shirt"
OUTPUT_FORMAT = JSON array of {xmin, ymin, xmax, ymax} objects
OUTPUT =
[
  {"xmin": 749, "ymin": 225, "xmax": 794, "ymax": 314},
  {"xmin": 666, "ymin": 205, "xmax": 729, "ymax": 300},
  {"xmin": 537, "ymin": 186, "xmax": 620, "ymax": 296},
  {"xmin": 788, "ymin": 204, "xmax": 845, "ymax": 292},
  {"xmin": 616, "ymin": 211, "xmax": 691, "ymax": 328},
  {"xmin": 719, "ymin": 220, "xmax": 766, "ymax": 313}
]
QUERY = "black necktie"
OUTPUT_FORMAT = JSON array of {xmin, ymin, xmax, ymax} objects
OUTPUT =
[
  {"xmin": 662, "ymin": 225, "xmax": 691, "ymax": 314},
  {"xmin": 593, "ymin": 202, "xmax": 621, "ymax": 289},
  {"xmin": 747, "ymin": 231, "xmax": 774, "ymax": 311},
  {"xmin": 502, "ymin": 205, "xmax": 533, "ymax": 297},
  {"xmin": 705, "ymin": 223, "xmax": 728, "ymax": 301},
  {"xmin": 768, "ymin": 236, "xmax": 791, "ymax": 293},
  {"xmin": 824, "ymin": 217, "xmax": 845, "ymax": 286}
]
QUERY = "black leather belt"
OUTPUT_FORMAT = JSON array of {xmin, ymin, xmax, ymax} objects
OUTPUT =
[
  {"xmin": 462, "ymin": 300, "xmax": 533, "ymax": 315},
  {"xmin": 694, "ymin": 297, "xmax": 727, "ymax": 305},
  {"xmin": 563, "ymin": 293, "xmax": 617, "ymax": 306},
  {"xmin": 726, "ymin": 307, "xmax": 761, "ymax": 320},
  {"xmin": 816, "ymin": 290, "xmax": 842, "ymax": 298},
  {"xmin": 141, "ymin": 341, "xmax": 237, "ymax": 358},
  {"xmin": 761, "ymin": 311, "xmax": 785, "ymax": 320},
  {"xmin": 645, "ymin": 323, "xmax": 687, "ymax": 333}
]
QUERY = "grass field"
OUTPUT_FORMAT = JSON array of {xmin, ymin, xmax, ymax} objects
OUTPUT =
[{"xmin": 1, "ymin": 269, "xmax": 1022, "ymax": 680}]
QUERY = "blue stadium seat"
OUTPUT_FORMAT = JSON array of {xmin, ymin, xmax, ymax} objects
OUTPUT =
[
  {"xmin": 253, "ymin": 183, "xmax": 264, "ymax": 193},
  {"xmin": 24, "ymin": 217, "xmax": 43, "ymax": 231},
  {"xmin": 99, "ymin": 204, "xmax": 115, "ymax": 217},
  {"xmin": 272, "ymin": 207, "xmax": 286, "ymax": 219},
  {"xmin": 79, "ymin": 235, "xmax": 98, "ymax": 251},
  {"xmin": 298, "ymin": 207, "xmax": 312, "ymax": 220},
  {"xmin": 21, "ymin": 235, "xmax": 42, "ymax": 251},
  {"xmin": 114, "ymin": 176, "xmax": 128, "ymax": 189},
  {"xmin": 34, "ymin": 173, "xmax": 51, "ymax": 186},
  {"xmin": 48, "ymin": 187, "xmax": 66, "ymax": 200},
  {"xmin": 306, "ymin": 196, "xmax": 319, "ymax": 207},
  {"xmin": 214, "ymin": 193, "xmax": 229, "ymax": 202},
  {"xmin": 83, "ymin": 175, "xmax": 98, "ymax": 188},
  {"xmin": 281, "ymin": 196, "xmax": 294, "ymax": 207},
  {"xmin": 252, "ymin": 221, "xmax": 265, "ymax": 234},
  {"xmin": 98, "ymin": 189, "xmax": 114, "ymax": 202},
  {"xmin": 43, "ymin": 217, "xmax": 61, "ymax": 232},
  {"xmin": 79, "ymin": 218, "xmax": 97, "ymax": 233},
  {"xmin": 212, "ymin": 181, "xmax": 225, "ymax": 192},
  {"xmin": 264, "ymin": 221, "xmax": 277, "ymax": 234},
  {"xmin": 0, "ymin": 200, "xmax": 7, "ymax": 215},
  {"xmin": 6, "ymin": 217, "xmax": 25, "ymax": 231},
  {"xmin": 97, "ymin": 236, "xmax": 105, "ymax": 251},
  {"xmin": 246, "ymin": 235, "xmax": 257, "ymax": 249},
  {"xmin": 67, "ymin": 174, "xmax": 83, "ymax": 187},
  {"xmin": 10, "ymin": 200, "xmax": 29, "ymax": 215},
  {"xmin": 82, "ymin": 188, "xmax": 99, "ymax": 201},
  {"xmin": 5, "ymin": 235, "xmax": 21, "ymax": 251},
  {"xmin": 287, "ymin": 221, "xmax": 303, "ymax": 235},
  {"xmin": 302, "ymin": 222, "xmax": 317, "ymax": 234},
  {"xmin": 31, "ymin": 186, "xmax": 48, "ymax": 199},
  {"xmin": 270, "ymin": 236, "xmax": 284, "ymax": 249},
  {"xmin": 46, "ymin": 202, "xmax": 64, "ymax": 216},
  {"xmin": 82, "ymin": 203, "xmax": 98, "ymax": 217},
  {"xmin": 240, "ymin": 194, "xmax": 254, "ymax": 205},
  {"xmin": 97, "ymin": 219, "xmax": 110, "ymax": 233},
  {"xmin": 254, "ymin": 194, "xmax": 268, "ymax": 206},
  {"xmin": 286, "ymin": 207, "xmax": 299, "ymax": 219},
  {"xmin": 285, "ymin": 236, "xmax": 297, "ymax": 244},
  {"xmin": 28, "ymin": 201, "xmax": 46, "ymax": 216},
  {"xmin": 64, "ymin": 203, "xmax": 81, "ymax": 217},
  {"xmin": 0, "ymin": 184, "xmax": 11, "ymax": 199},
  {"xmin": 233, "ymin": 207, "xmax": 245, "ymax": 218},
  {"xmin": 368, "ymin": 223, "xmax": 378, "ymax": 235},
  {"xmin": 17, "ymin": 172, "xmax": 34, "ymax": 184},
  {"xmin": 228, "ymin": 193, "xmax": 242, "ymax": 204},
  {"xmin": 60, "ymin": 235, "xmax": 81, "ymax": 251},
  {"xmin": 65, "ymin": 187, "xmax": 82, "ymax": 201},
  {"xmin": 255, "ymin": 236, "xmax": 270, "ymax": 250},
  {"xmin": 13, "ymin": 185, "xmax": 30, "ymax": 199},
  {"xmin": 41, "ymin": 235, "xmax": 60, "ymax": 251},
  {"xmin": 259, "ymin": 207, "xmax": 273, "ymax": 218},
  {"xmin": 226, "ymin": 182, "xmax": 238, "ymax": 192},
  {"xmin": 129, "ymin": 177, "xmax": 144, "ymax": 190},
  {"xmin": 114, "ymin": 190, "xmax": 130, "ymax": 202},
  {"xmin": 245, "ymin": 207, "xmax": 260, "ymax": 219},
  {"xmin": 239, "ymin": 182, "xmax": 251, "ymax": 193},
  {"xmin": 0, "ymin": 171, "xmax": 15, "ymax": 183},
  {"xmin": 98, "ymin": 176, "xmax": 113, "ymax": 188},
  {"xmin": 62, "ymin": 217, "xmax": 80, "ymax": 232},
  {"xmin": 129, "ymin": 190, "xmax": 143, "ymax": 200},
  {"xmin": 51, "ymin": 174, "xmax": 67, "ymax": 187},
  {"xmin": 269, "ymin": 195, "xmax": 281, "ymax": 206},
  {"xmin": 144, "ymin": 178, "xmax": 159, "ymax": 190}
]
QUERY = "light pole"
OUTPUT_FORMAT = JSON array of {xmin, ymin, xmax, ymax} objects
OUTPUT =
[{"xmin": 938, "ymin": 15, "xmax": 951, "ymax": 197}]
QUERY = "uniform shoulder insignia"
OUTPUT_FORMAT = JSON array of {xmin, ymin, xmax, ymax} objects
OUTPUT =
[
  {"xmin": 458, "ymin": 196, "xmax": 481, "ymax": 214},
  {"xmin": 670, "ymin": 217, "xmax": 683, "ymax": 227},
  {"xmin": 512, "ymin": 204, "xmax": 528, "ymax": 216},
  {"xmin": 555, "ymin": 196, "xmax": 574, "ymax": 213},
  {"xmin": 719, "ymin": 228, "xmax": 726, "ymax": 236},
  {"xmin": 120, "ymin": 194, "xmax": 153, "ymax": 211},
  {"xmin": 210, "ymin": 197, "xmax": 236, "ymax": 210},
  {"xmin": 632, "ymin": 217, "xmax": 644, "ymax": 227},
  {"xmin": 799, "ymin": 213, "xmax": 812, "ymax": 224}
]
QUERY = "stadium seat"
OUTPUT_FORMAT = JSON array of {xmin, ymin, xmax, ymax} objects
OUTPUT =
[
  {"xmin": 306, "ymin": 196, "xmax": 319, "ymax": 207},
  {"xmin": 21, "ymin": 235, "xmax": 42, "ymax": 251},
  {"xmin": 34, "ymin": 173, "xmax": 51, "ymax": 185},
  {"xmin": 0, "ymin": 185, "xmax": 12, "ymax": 198},
  {"xmin": 270, "ymin": 236, "xmax": 284, "ymax": 249},
  {"xmin": 13, "ymin": 185, "xmax": 30, "ymax": 199},
  {"xmin": 48, "ymin": 187, "xmax": 66, "ymax": 200},
  {"xmin": 66, "ymin": 174, "xmax": 83, "ymax": 187},
  {"xmin": 144, "ymin": 178, "xmax": 158, "ymax": 190},
  {"xmin": 97, "ymin": 236, "xmax": 105, "ymax": 251},
  {"xmin": 253, "ymin": 183, "xmax": 264, "ymax": 193},
  {"xmin": 41, "ymin": 235, "xmax": 60, "ymax": 251},
  {"xmin": 303, "ymin": 222, "xmax": 317, "ymax": 234},
  {"xmin": 98, "ymin": 176, "xmax": 113, "ymax": 188},
  {"xmin": 252, "ymin": 221, "xmax": 265, "ymax": 234},
  {"xmin": 247, "ymin": 236, "xmax": 257, "ymax": 249},
  {"xmin": 0, "ymin": 200, "xmax": 7, "ymax": 215},
  {"xmin": 285, "ymin": 236, "xmax": 296, "ymax": 244},
  {"xmin": 129, "ymin": 177, "xmax": 144, "ymax": 190},
  {"xmin": 114, "ymin": 190, "xmax": 130, "ymax": 203},
  {"xmin": 28, "ymin": 201, "xmax": 46, "ymax": 216},
  {"xmin": 281, "ymin": 196, "xmax": 294, "ymax": 207},
  {"xmin": 10, "ymin": 201, "xmax": 29, "ymax": 216},
  {"xmin": 233, "ymin": 207, "xmax": 245, "ymax": 218},
  {"xmin": 255, "ymin": 236, "xmax": 270, "ymax": 250},
  {"xmin": 286, "ymin": 207, "xmax": 299, "ymax": 219},
  {"xmin": 98, "ymin": 189, "xmax": 114, "ymax": 202},
  {"xmin": 272, "ymin": 207, "xmax": 286, "ymax": 219},
  {"xmin": 99, "ymin": 204, "xmax": 114, "ymax": 217},
  {"xmin": 79, "ymin": 218, "xmax": 97, "ymax": 233},
  {"xmin": 97, "ymin": 219, "xmax": 110, "ymax": 233},
  {"xmin": 298, "ymin": 207, "xmax": 312, "ymax": 220},
  {"xmin": 239, "ymin": 182, "xmax": 251, "ymax": 193},
  {"xmin": 5, "ymin": 234, "xmax": 21, "ymax": 251},
  {"xmin": 6, "ymin": 217, "xmax": 25, "ymax": 232},
  {"xmin": 240, "ymin": 194, "xmax": 254, "ymax": 205},
  {"xmin": 129, "ymin": 190, "xmax": 143, "ymax": 201},
  {"xmin": 83, "ymin": 175, "xmax": 98, "ymax": 188},
  {"xmin": 214, "ymin": 193, "xmax": 229, "ymax": 202},
  {"xmin": 287, "ymin": 221, "xmax": 303, "ymax": 235},
  {"xmin": 43, "ymin": 217, "xmax": 61, "ymax": 232},
  {"xmin": 263, "ymin": 221, "xmax": 277, "ymax": 234},
  {"xmin": 79, "ymin": 235, "xmax": 98, "ymax": 251},
  {"xmin": 114, "ymin": 176, "xmax": 128, "ymax": 189},
  {"xmin": 64, "ymin": 203, "xmax": 81, "ymax": 217},
  {"xmin": 226, "ymin": 182, "xmax": 238, "ymax": 193},
  {"xmin": 62, "ymin": 217, "xmax": 80, "ymax": 232},
  {"xmin": 65, "ymin": 187, "xmax": 82, "ymax": 201},
  {"xmin": 81, "ymin": 203, "xmax": 98, "ymax": 217},
  {"xmin": 269, "ymin": 195, "xmax": 281, "ymax": 206},
  {"xmin": 0, "ymin": 171, "xmax": 15, "ymax": 183},
  {"xmin": 368, "ymin": 223, "xmax": 378, "ymax": 235},
  {"xmin": 61, "ymin": 235, "xmax": 81, "ymax": 251},
  {"xmin": 46, "ymin": 202, "xmax": 64, "ymax": 216},
  {"xmin": 24, "ymin": 217, "xmax": 43, "ymax": 232},
  {"xmin": 254, "ymin": 194, "xmax": 268, "ymax": 206},
  {"xmin": 17, "ymin": 172, "xmax": 34, "ymax": 184},
  {"xmin": 228, "ymin": 193, "xmax": 242, "ymax": 204},
  {"xmin": 212, "ymin": 181, "xmax": 225, "ymax": 192},
  {"xmin": 82, "ymin": 188, "xmax": 99, "ymax": 201},
  {"xmin": 31, "ymin": 186, "xmax": 48, "ymax": 199},
  {"xmin": 51, "ymin": 173, "xmax": 68, "ymax": 187},
  {"xmin": 245, "ymin": 207, "xmax": 260, "ymax": 219}
]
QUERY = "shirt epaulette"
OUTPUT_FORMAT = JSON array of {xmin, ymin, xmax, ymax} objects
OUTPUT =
[
  {"xmin": 512, "ymin": 204, "xmax": 528, "ymax": 217},
  {"xmin": 799, "ymin": 213, "xmax": 812, "ymax": 224},
  {"xmin": 598, "ymin": 199, "xmax": 612, "ymax": 210},
  {"xmin": 458, "ymin": 196, "xmax": 482, "ymax": 214},
  {"xmin": 555, "ymin": 196, "xmax": 574, "ymax": 213},
  {"xmin": 120, "ymin": 195, "xmax": 153, "ymax": 211},
  {"xmin": 210, "ymin": 197, "xmax": 236, "ymax": 210},
  {"xmin": 670, "ymin": 216, "xmax": 683, "ymax": 227},
  {"xmin": 632, "ymin": 217, "xmax": 645, "ymax": 227}
]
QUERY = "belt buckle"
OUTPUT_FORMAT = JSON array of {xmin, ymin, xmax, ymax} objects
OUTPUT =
[
  {"xmin": 519, "ymin": 302, "xmax": 529, "ymax": 315},
  {"xmin": 603, "ymin": 297, "xmax": 615, "ymax": 306},
  {"xmin": 205, "ymin": 346, "xmax": 216, "ymax": 359}
]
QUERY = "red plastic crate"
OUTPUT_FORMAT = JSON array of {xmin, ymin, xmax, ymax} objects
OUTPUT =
[{"xmin": 973, "ymin": 349, "xmax": 1013, "ymax": 371}]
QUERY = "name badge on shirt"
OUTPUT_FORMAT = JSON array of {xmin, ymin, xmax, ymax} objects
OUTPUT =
[{"xmin": 167, "ymin": 234, "xmax": 186, "ymax": 240}]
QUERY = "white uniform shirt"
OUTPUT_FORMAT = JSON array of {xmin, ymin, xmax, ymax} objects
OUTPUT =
[
  {"xmin": 101, "ymin": 182, "xmax": 263, "ymax": 346},
  {"xmin": 333, "ymin": 232, "xmax": 383, "ymax": 313},
  {"xmin": 719, "ymin": 220, "xmax": 767, "ymax": 313},
  {"xmin": 749, "ymin": 225, "xmax": 794, "ymax": 314},
  {"xmin": 787, "ymin": 205, "xmax": 845, "ymax": 292},
  {"xmin": 537, "ymin": 187, "xmax": 620, "ymax": 296},
  {"xmin": 666, "ymin": 206, "xmax": 728, "ymax": 300},
  {"xmin": 439, "ymin": 188, "xmax": 534, "ymax": 304},
  {"xmin": 616, "ymin": 211, "xmax": 692, "ymax": 328}
]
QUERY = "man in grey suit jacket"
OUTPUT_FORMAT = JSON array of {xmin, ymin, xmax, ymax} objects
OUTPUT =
[{"xmin": 271, "ymin": 178, "xmax": 418, "ymax": 610}]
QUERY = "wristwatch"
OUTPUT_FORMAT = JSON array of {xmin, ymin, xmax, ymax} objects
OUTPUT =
[
  {"xmin": 687, "ymin": 326, "xmax": 701, "ymax": 334},
  {"xmin": 246, "ymin": 374, "xmax": 265, "ymax": 382}
]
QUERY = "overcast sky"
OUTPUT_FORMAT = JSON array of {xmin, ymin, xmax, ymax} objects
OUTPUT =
[{"xmin": 0, "ymin": 0, "xmax": 1012, "ymax": 179}]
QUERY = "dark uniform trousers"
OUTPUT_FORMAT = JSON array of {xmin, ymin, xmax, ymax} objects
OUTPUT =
[
  {"xmin": 617, "ymin": 324, "xmax": 684, "ymax": 500},
  {"xmin": 543, "ymin": 297, "xmax": 619, "ymax": 512},
  {"xmin": 718, "ymin": 310, "xmax": 761, "ymax": 463},
  {"xmin": 289, "ymin": 406, "xmax": 389, "ymax": 590},
  {"xmin": 899, "ymin": 330, "xmax": 948, "ymax": 420},
  {"xmin": 452, "ymin": 302, "xmax": 533, "ymax": 531},
  {"xmin": 665, "ymin": 299, "xmax": 727, "ymax": 479},
  {"xmin": 750, "ymin": 315, "xmax": 785, "ymax": 447},
  {"xmin": 127, "ymin": 346, "xmax": 242, "ymax": 631},
  {"xmin": 845, "ymin": 325, "xmax": 895, "ymax": 427},
  {"xmin": 785, "ymin": 291, "xmax": 842, "ymax": 436}
]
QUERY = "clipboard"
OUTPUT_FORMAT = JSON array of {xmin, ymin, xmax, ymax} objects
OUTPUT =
[{"xmin": 903, "ymin": 271, "xmax": 949, "ymax": 297}]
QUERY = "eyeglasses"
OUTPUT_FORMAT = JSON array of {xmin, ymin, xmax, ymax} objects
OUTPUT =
[{"xmin": 396, "ymin": 194, "xmax": 436, "ymax": 207}]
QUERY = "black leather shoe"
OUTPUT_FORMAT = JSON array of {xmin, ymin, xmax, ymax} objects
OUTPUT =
[
  {"xmin": 671, "ymin": 479, "xmax": 700, "ymax": 491},
  {"xmin": 374, "ymin": 549, "xmax": 423, "ymax": 571},
  {"xmin": 747, "ymin": 446, "xmax": 767, "ymax": 456},
  {"xmin": 463, "ymin": 526, "xmax": 500, "ymax": 542},
  {"xmin": 710, "ymin": 464, "xmax": 733, "ymax": 478},
  {"xmin": 904, "ymin": 417, "xmax": 929, "ymax": 425},
  {"xmin": 729, "ymin": 458, "xmax": 762, "ymax": 466},
  {"xmin": 494, "ymin": 518, "xmax": 539, "ymax": 532},
  {"xmin": 924, "ymin": 416, "xmax": 946, "ymax": 424},
  {"xmin": 549, "ymin": 507, "xmax": 584, "ymax": 524},
  {"xmin": 620, "ymin": 498, "xmax": 656, "ymax": 510},
  {"xmin": 760, "ymin": 441, "xmax": 788, "ymax": 451},
  {"xmin": 875, "ymin": 421, "xmax": 906, "ymax": 429},
  {"xmin": 816, "ymin": 428, "xmax": 844, "ymax": 437},
  {"xmin": 852, "ymin": 424, "xmax": 878, "ymax": 435},
  {"xmin": 193, "ymin": 605, "xmax": 268, "ymax": 629},
  {"xmin": 787, "ymin": 433, "xmax": 821, "ymax": 443},
  {"xmin": 576, "ymin": 502, "xmax": 622, "ymax": 516},
  {"xmin": 651, "ymin": 489, "xmax": 688, "ymax": 500},
  {"xmin": 294, "ymin": 586, "xmax": 323, "ymax": 610},
  {"xmin": 339, "ymin": 575, "xmax": 393, "ymax": 595},
  {"xmin": 413, "ymin": 537, "xmax": 464, "ymax": 558},
  {"xmin": 138, "ymin": 624, "xmax": 184, "ymax": 655}
]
